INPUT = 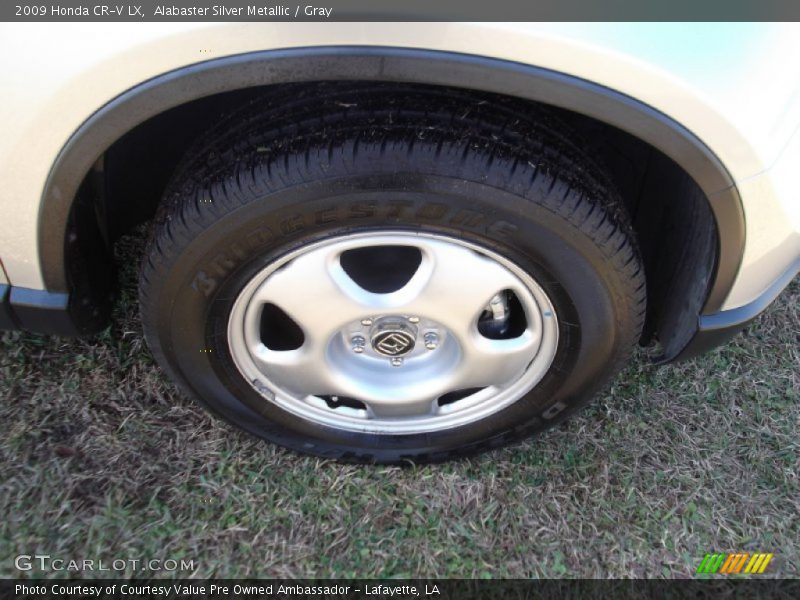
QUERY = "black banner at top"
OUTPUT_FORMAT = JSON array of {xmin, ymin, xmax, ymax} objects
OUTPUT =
[{"xmin": 3, "ymin": 0, "xmax": 800, "ymax": 22}]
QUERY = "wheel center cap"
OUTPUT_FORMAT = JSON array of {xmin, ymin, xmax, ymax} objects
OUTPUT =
[{"xmin": 370, "ymin": 318, "xmax": 417, "ymax": 356}]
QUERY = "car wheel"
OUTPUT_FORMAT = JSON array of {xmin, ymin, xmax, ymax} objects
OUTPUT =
[{"xmin": 139, "ymin": 83, "xmax": 646, "ymax": 463}]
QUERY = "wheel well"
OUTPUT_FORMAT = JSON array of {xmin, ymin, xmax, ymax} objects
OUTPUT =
[{"xmin": 72, "ymin": 80, "xmax": 717, "ymax": 360}]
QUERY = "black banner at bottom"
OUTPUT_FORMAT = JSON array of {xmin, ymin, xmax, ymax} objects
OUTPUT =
[{"xmin": 2, "ymin": 579, "xmax": 800, "ymax": 600}]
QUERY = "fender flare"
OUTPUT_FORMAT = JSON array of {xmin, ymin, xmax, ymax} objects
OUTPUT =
[{"xmin": 38, "ymin": 46, "xmax": 744, "ymax": 314}]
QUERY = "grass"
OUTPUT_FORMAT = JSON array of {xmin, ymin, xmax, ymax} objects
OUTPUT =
[{"xmin": 1, "ymin": 232, "xmax": 798, "ymax": 579}]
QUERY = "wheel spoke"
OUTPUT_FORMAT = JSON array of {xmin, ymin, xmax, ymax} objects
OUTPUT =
[
  {"xmin": 362, "ymin": 391, "xmax": 440, "ymax": 419},
  {"xmin": 249, "ymin": 245, "xmax": 368, "ymax": 348},
  {"xmin": 247, "ymin": 344, "xmax": 335, "ymax": 397},
  {"xmin": 457, "ymin": 332, "xmax": 541, "ymax": 389},
  {"xmin": 401, "ymin": 238, "xmax": 525, "ymax": 339}
]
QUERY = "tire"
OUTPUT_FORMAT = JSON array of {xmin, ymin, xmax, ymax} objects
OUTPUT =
[{"xmin": 139, "ymin": 83, "xmax": 646, "ymax": 464}]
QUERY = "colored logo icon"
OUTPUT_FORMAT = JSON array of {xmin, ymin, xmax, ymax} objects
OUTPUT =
[{"xmin": 696, "ymin": 552, "xmax": 774, "ymax": 575}]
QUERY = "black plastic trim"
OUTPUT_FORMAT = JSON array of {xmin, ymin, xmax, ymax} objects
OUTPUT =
[
  {"xmin": 38, "ymin": 46, "xmax": 744, "ymax": 315},
  {"xmin": 5, "ymin": 287, "xmax": 74, "ymax": 335},
  {"xmin": 0, "ymin": 284, "xmax": 17, "ymax": 331},
  {"xmin": 667, "ymin": 256, "xmax": 800, "ymax": 362},
  {"xmin": 0, "ymin": 285, "xmax": 110, "ymax": 336}
]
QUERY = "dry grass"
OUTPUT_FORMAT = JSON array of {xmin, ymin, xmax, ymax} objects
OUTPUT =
[{"xmin": 1, "ymin": 232, "xmax": 798, "ymax": 579}]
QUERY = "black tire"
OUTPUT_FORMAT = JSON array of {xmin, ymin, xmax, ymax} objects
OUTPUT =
[{"xmin": 139, "ymin": 83, "xmax": 646, "ymax": 464}]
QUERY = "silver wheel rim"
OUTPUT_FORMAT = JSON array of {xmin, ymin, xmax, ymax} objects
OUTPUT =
[{"xmin": 227, "ymin": 231, "xmax": 559, "ymax": 434}]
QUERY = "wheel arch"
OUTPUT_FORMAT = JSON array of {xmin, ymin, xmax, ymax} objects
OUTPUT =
[{"xmin": 37, "ymin": 46, "xmax": 744, "ymax": 358}]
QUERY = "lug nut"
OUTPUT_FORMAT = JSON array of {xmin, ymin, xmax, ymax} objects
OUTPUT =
[
  {"xmin": 391, "ymin": 357, "xmax": 404, "ymax": 367},
  {"xmin": 351, "ymin": 335, "xmax": 366, "ymax": 353},
  {"xmin": 424, "ymin": 332, "xmax": 439, "ymax": 350},
  {"xmin": 408, "ymin": 316, "xmax": 420, "ymax": 324},
  {"xmin": 361, "ymin": 318, "xmax": 373, "ymax": 326}
]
